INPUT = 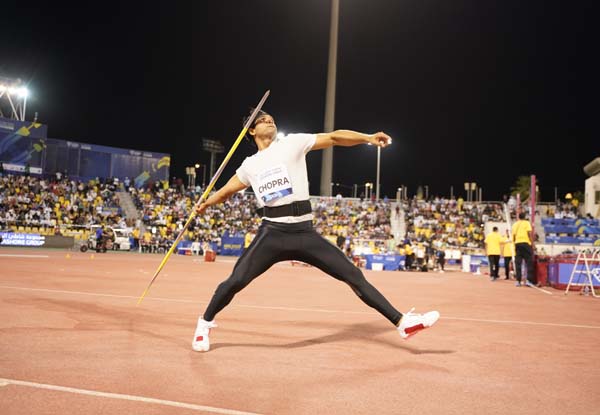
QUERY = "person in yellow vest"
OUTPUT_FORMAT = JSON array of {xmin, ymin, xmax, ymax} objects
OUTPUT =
[
  {"xmin": 484, "ymin": 226, "xmax": 502, "ymax": 280},
  {"xmin": 502, "ymin": 230, "xmax": 515, "ymax": 280},
  {"xmin": 512, "ymin": 212, "xmax": 534, "ymax": 287},
  {"xmin": 243, "ymin": 230, "xmax": 255, "ymax": 254},
  {"xmin": 132, "ymin": 227, "xmax": 140, "ymax": 251},
  {"xmin": 404, "ymin": 241, "xmax": 415, "ymax": 271},
  {"xmin": 142, "ymin": 230, "xmax": 152, "ymax": 253}
]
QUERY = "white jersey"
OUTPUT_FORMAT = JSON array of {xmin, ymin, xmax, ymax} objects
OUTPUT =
[{"xmin": 236, "ymin": 133, "xmax": 316, "ymax": 223}]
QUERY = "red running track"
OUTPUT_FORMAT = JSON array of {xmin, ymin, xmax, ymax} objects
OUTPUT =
[{"xmin": 1, "ymin": 247, "xmax": 599, "ymax": 414}]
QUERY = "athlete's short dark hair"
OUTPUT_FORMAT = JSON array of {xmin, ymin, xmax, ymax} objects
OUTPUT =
[
  {"xmin": 243, "ymin": 108, "xmax": 272, "ymax": 147},
  {"xmin": 243, "ymin": 108, "xmax": 272, "ymax": 129}
]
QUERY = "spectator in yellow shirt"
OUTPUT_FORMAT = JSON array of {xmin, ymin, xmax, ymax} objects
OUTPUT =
[
  {"xmin": 502, "ymin": 230, "xmax": 515, "ymax": 280},
  {"xmin": 512, "ymin": 212, "xmax": 534, "ymax": 287},
  {"xmin": 484, "ymin": 226, "xmax": 502, "ymax": 280},
  {"xmin": 404, "ymin": 242, "xmax": 415, "ymax": 271}
]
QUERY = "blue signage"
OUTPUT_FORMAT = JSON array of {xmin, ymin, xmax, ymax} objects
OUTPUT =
[
  {"xmin": 0, "ymin": 232, "xmax": 45, "ymax": 246},
  {"xmin": 548, "ymin": 262, "xmax": 600, "ymax": 287},
  {"xmin": 365, "ymin": 254, "xmax": 405, "ymax": 271},
  {"xmin": 221, "ymin": 232, "xmax": 244, "ymax": 256}
]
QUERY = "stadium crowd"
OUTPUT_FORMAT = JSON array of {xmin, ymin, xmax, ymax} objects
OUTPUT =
[
  {"xmin": 396, "ymin": 197, "xmax": 507, "ymax": 271},
  {"xmin": 0, "ymin": 174, "xmax": 126, "ymax": 237},
  {"xmin": 129, "ymin": 184, "xmax": 261, "ymax": 253},
  {"xmin": 2, "ymin": 171, "xmax": 596, "ymax": 262},
  {"xmin": 129, "ymin": 183, "xmax": 394, "ymax": 255},
  {"xmin": 403, "ymin": 197, "xmax": 505, "ymax": 249}
]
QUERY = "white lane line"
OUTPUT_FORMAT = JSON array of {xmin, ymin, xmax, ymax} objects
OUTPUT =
[
  {"xmin": 1, "ymin": 284, "xmax": 600, "ymax": 330},
  {"xmin": 0, "ymin": 254, "xmax": 49, "ymax": 258},
  {"xmin": 443, "ymin": 316, "xmax": 600, "ymax": 329},
  {"xmin": 0, "ymin": 377, "xmax": 262, "ymax": 415}
]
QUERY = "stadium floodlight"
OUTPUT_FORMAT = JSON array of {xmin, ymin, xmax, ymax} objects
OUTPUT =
[{"xmin": 0, "ymin": 75, "xmax": 29, "ymax": 121}]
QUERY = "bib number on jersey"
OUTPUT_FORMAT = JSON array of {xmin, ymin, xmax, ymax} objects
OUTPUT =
[{"xmin": 257, "ymin": 164, "xmax": 293, "ymax": 203}]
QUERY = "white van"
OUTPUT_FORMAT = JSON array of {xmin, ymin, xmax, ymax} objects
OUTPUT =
[{"xmin": 87, "ymin": 225, "xmax": 132, "ymax": 251}]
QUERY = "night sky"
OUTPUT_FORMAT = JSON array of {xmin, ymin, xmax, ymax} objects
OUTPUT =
[{"xmin": 1, "ymin": 1, "xmax": 595, "ymax": 201}]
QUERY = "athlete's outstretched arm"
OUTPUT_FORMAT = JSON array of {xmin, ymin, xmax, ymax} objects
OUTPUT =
[
  {"xmin": 312, "ymin": 130, "xmax": 391, "ymax": 151},
  {"xmin": 196, "ymin": 174, "xmax": 247, "ymax": 215}
]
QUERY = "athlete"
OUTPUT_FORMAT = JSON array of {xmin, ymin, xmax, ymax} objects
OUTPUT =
[{"xmin": 192, "ymin": 109, "xmax": 439, "ymax": 352}]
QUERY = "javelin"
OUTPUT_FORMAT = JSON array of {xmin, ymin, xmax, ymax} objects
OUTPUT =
[{"xmin": 137, "ymin": 90, "xmax": 270, "ymax": 305}]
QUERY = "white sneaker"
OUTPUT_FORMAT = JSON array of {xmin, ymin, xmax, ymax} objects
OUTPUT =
[
  {"xmin": 192, "ymin": 318, "xmax": 217, "ymax": 352},
  {"xmin": 397, "ymin": 308, "xmax": 440, "ymax": 339}
]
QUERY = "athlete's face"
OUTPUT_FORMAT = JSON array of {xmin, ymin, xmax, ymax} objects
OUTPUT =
[{"xmin": 250, "ymin": 114, "xmax": 277, "ymax": 140}]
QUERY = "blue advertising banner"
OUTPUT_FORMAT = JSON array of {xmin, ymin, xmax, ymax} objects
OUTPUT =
[
  {"xmin": 0, "ymin": 118, "xmax": 47, "ymax": 138},
  {"xmin": 0, "ymin": 117, "xmax": 47, "ymax": 168},
  {"xmin": 0, "ymin": 232, "xmax": 45, "ymax": 246},
  {"xmin": 548, "ymin": 262, "xmax": 600, "ymax": 288},
  {"xmin": 44, "ymin": 138, "xmax": 170, "ymax": 185},
  {"xmin": 1, "ymin": 115, "xmax": 170, "ymax": 186},
  {"xmin": 220, "ymin": 232, "xmax": 244, "ymax": 256},
  {"xmin": 365, "ymin": 254, "xmax": 405, "ymax": 271}
]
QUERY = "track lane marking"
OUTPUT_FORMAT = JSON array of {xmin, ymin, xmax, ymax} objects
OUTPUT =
[
  {"xmin": 1, "ymin": 284, "xmax": 599, "ymax": 330},
  {"xmin": 0, "ymin": 254, "xmax": 49, "ymax": 258},
  {"xmin": 0, "ymin": 377, "xmax": 262, "ymax": 415}
]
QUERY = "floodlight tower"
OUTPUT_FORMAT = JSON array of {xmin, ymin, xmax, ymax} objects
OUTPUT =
[
  {"xmin": 202, "ymin": 138, "xmax": 225, "ymax": 179},
  {"xmin": 0, "ymin": 76, "xmax": 29, "ymax": 121}
]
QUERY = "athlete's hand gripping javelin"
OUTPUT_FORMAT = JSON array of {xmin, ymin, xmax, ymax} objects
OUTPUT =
[{"xmin": 367, "ymin": 132, "xmax": 392, "ymax": 148}]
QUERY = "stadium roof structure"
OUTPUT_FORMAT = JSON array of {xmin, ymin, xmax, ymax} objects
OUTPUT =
[{"xmin": 584, "ymin": 157, "xmax": 600, "ymax": 177}]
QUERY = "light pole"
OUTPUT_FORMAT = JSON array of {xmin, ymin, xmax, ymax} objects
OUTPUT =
[
  {"xmin": 320, "ymin": 0, "xmax": 339, "ymax": 196},
  {"xmin": 185, "ymin": 166, "xmax": 196, "ymax": 189},
  {"xmin": 195, "ymin": 163, "xmax": 206, "ymax": 188},
  {"xmin": 376, "ymin": 146, "xmax": 381, "ymax": 200},
  {"xmin": 365, "ymin": 182, "xmax": 373, "ymax": 200},
  {"xmin": 464, "ymin": 182, "xmax": 477, "ymax": 201}
]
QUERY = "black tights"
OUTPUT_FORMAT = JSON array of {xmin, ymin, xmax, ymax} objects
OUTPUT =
[{"xmin": 203, "ymin": 220, "xmax": 402, "ymax": 325}]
